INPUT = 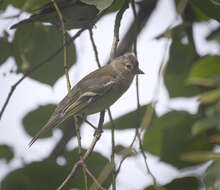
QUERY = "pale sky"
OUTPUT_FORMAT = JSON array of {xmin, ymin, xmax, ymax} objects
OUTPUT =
[{"xmin": 0, "ymin": 0, "xmax": 219, "ymax": 189}]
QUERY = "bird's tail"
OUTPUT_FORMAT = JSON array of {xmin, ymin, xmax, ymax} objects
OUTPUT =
[{"xmin": 28, "ymin": 113, "xmax": 65, "ymax": 147}]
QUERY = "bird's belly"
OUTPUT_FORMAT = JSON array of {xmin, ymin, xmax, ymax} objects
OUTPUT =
[{"xmin": 82, "ymin": 86, "xmax": 127, "ymax": 115}]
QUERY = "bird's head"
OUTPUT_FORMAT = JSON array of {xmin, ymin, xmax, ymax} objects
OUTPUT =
[{"xmin": 111, "ymin": 54, "xmax": 144, "ymax": 77}]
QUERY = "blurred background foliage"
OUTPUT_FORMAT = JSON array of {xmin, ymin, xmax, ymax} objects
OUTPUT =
[{"xmin": 0, "ymin": 0, "xmax": 220, "ymax": 189}]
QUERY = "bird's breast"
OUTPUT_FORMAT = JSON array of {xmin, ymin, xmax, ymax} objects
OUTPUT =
[{"xmin": 82, "ymin": 77, "xmax": 133, "ymax": 115}]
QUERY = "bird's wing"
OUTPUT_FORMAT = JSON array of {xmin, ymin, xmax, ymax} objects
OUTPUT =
[{"xmin": 63, "ymin": 76, "xmax": 117, "ymax": 116}]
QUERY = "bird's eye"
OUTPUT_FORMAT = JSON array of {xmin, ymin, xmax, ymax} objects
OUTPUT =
[{"xmin": 126, "ymin": 64, "xmax": 132, "ymax": 70}]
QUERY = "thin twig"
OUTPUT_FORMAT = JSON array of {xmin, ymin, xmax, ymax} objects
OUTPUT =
[
  {"xmin": 75, "ymin": 117, "xmax": 88, "ymax": 190},
  {"xmin": 88, "ymin": 28, "xmax": 101, "ymax": 68},
  {"xmin": 52, "ymin": 0, "xmax": 71, "ymax": 91},
  {"xmin": 82, "ymin": 163, "xmax": 106, "ymax": 190},
  {"xmin": 57, "ymin": 160, "xmax": 81, "ymax": 190},
  {"xmin": 89, "ymin": 162, "xmax": 114, "ymax": 190},
  {"xmin": 85, "ymin": 119, "xmax": 97, "ymax": 130},
  {"xmin": 108, "ymin": 108, "xmax": 116, "ymax": 190},
  {"xmin": 0, "ymin": 28, "xmax": 85, "ymax": 120},
  {"xmin": 131, "ymin": 0, "xmax": 141, "ymax": 137},
  {"xmin": 110, "ymin": 0, "xmax": 129, "ymax": 61},
  {"xmin": 57, "ymin": 111, "xmax": 105, "ymax": 190},
  {"xmin": 131, "ymin": 0, "xmax": 137, "ymax": 56},
  {"xmin": 137, "ymin": 132, "xmax": 159, "ymax": 190}
]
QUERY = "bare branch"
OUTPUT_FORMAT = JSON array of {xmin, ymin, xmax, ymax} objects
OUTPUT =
[
  {"xmin": 52, "ymin": 0, "xmax": 71, "ymax": 91},
  {"xmin": 137, "ymin": 132, "xmax": 160, "ymax": 190},
  {"xmin": 89, "ymin": 28, "xmax": 101, "ymax": 68},
  {"xmin": 110, "ymin": 0, "xmax": 129, "ymax": 60},
  {"xmin": 82, "ymin": 163, "xmax": 106, "ymax": 190},
  {"xmin": 107, "ymin": 108, "xmax": 116, "ymax": 190},
  {"xmin": 56, "ymin": 111, "xmax": 105, "ymax": 190},
  {"xmin": 84, "ymin": 119, "xmax": 97, "ymax": 130}
]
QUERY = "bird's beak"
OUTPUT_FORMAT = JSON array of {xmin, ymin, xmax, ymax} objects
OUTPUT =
[{"xmin": 135, "ymin": 68, "xmax": 144, "ymax": 74}]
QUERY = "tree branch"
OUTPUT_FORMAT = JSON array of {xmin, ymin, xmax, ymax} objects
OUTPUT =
[
  {"xmin": 56, "ymin": 111, "xmax": 105, "ymax": 190},
  {"xmin": 52, "ymin": 0, "xmax": 71, "ymax": 91},
  {"xmin": 110, "ymin": 0, "xmax": 129, "ymax": 61},
  {"xmin": 82, "ymin": 163, "xmax": 106, "ymax": 190}
]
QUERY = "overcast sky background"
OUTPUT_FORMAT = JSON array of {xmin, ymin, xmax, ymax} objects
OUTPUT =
[{"xmin": 0, "ymin": 0, "xmax": 220, "ymax": 189}]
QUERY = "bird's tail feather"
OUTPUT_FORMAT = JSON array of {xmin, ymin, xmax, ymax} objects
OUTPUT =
[{"xmin": 28, "ymin": 113, "xmax": 65, "ymax": 147}]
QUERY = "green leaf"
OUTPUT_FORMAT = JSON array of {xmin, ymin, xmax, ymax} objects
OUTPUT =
[
  {"xmin": 0, "ymin": 35, "xmax": 13, "ymax": 65},
  {"xmin": 12, "ymin": 24, "xmax": 76, "ymax": 86},
  {"xmin": 181, "ymin": 151, "xmax": 220, "ymax": 162},
  {"xmin": 22, "ymin": 0, "xmax": 50, "ymax": 12},
  {"xmin": 209, "ymin": 0, "xmax": 220, "ymax": 5},
  {"xmin": 104, "ymin": 105, "xmax": 155, "ymax": 130},
  {"xmin": 0, "ymin": 0, "xmax": 50, "ymax": 12},
  {"xmin": 143, "ymin": 111, "xmax": 213, "ymax": 169},
  {"xmin": 190, "ymin": 0, "xmax": 220, "ymax": 22},
  {"xmin": 206, "ymin": 26, "xmax": 220, "ymax": 44},
  {"xmin": 192, "ymin": 114, "xmax": 220, "ymax": 135},
  {"xmin": 145, "ymin": 176, "xmax": 199, "ymax": 190},
  {"xmin": 1, "ymin": 149, "xmax": 110, "ymax": 190},
  {"xmin": 188, "ymin": 56, "xmax": 220, "ymax": 85},
  {"xmin": 204, "ymin": 160, "xmax": 220, "ymax": 189},
  {"xmin": 22, "ymin": 104, "xmax": 70, "ymax": 139},
  {"xmin": 104, "ymin": 0, "xmax": 126, "ymax": 13},
  {"xmin": 200, "ymin": 89, "xmax": 220, "ymax": 104},
  {"xmin": 164, "ymin": 26, "xmax": 201, "ymax": 97},
  {"xmin": 0, "ymin": 160, "xmax": 65, "ymax": 190},
  {"xmin": 80, "ymin": 0, "xmax": 114, "ymax": 12},
  {"xmin": 0, "ymin": 0, "xmax": 27, "ymax": 11},
  {"xmin": 0, "ymin": 145, "xmax": 14, "ymax": 163},
  {"xmin": 191, "ymin": 5, "xmax": 210, "ymax": 22}
]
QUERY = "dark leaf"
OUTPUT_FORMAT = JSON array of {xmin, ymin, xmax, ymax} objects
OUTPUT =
[
  {"xmin": 80, "ymin": 0, "xmax": 113, "ymax": 12},
  {"xmin": 181, "ymin": 151, "xmax": 220, "ymax": 162},
  {"xmin": 104, "ymin": 0, "xmax": 126, "ymax": 13},
  {"xmin": 192, "ymin": 114, "xmax": 220, "ymax": 135},
  {"xmin": 0, "ymin": 35, "xmax": 13, "ymax": 65},
  {"xmin": 188, "ymin": 56, "xmax": 220, "ymax": 85},
  {"xmin": 204, "ymin": 160, "xmax": 220, "ymax": 189},
  {"xmin": 0, "ymin": 0, "xmax": 50, "ymax": 12},
  {"xmin": 164, "ymin": 26, "xmax": 201, "ymax": 97},
  {"xmin": 9, "ymin": 1, "xmax": 99, "ymax": 30},
  {"xmin": 1, "ymin": 149, "xmax": 110, "ymax": 190},
  {"xmin": 22, "ymin": 104, "xmax": 70, "ymax": 139},
  {"xmin": 104, "ymin": 105, "xmax": 154, "ymax": 130},
  {"xmin": 143, "ymin": 111, "xmax": 213, "ymax": 169},
  {"xmin": 12, "ymin": 24, "xmax": 76, "ymax": 86},
  {"xmin": 0, "ymin": 144, "xmax": 14, "ymax": 163},
  {"xmin": 206, "ymin": 26, "xmax": 220, "ymax": 44},
  {"xmin": 145, "ymin": 176, "xmax": 199, "ymax": 190},
  {"xmin": 190, "ymin": 0, "xmax": 220, "ymax": 22}
]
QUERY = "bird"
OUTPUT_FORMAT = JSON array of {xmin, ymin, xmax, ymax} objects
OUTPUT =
[
  {"xmin": 29, "ymin": 54, "xmax": 144, "ymax": 147},
  {"xmin": 10, "ymin": 0, "xmax": 99, "ymax": 30}
]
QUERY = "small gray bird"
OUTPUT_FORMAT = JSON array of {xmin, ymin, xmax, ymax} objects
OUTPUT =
[
  {"xmin": 10, "ymin": 0, "xmax": 99, "ymax": 30},
  {"xmin": 29, "ymin": 54, "xmax": 144, "ymax": 146}
]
